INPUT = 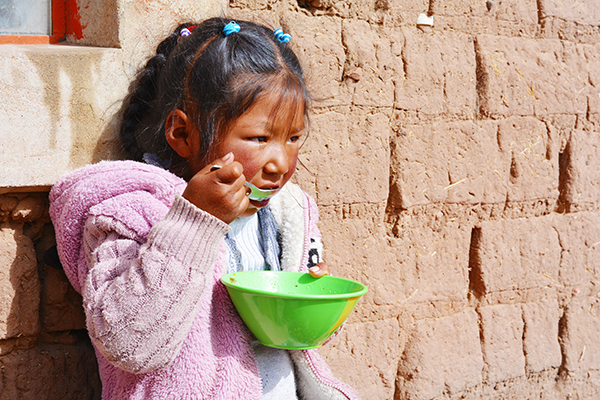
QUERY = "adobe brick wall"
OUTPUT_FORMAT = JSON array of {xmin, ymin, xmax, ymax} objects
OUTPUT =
[
  {"xmin": 0, "ymin": 193, "xmax": 100, "ymax": 398},
  {"xmin": 2, "ymin": 0, "xmax": 600, "ymax": 399}
]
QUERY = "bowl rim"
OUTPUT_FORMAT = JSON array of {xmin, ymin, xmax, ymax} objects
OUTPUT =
[{"xmin": 221, "ymin": 270, "xmax": 368, "ymax": 300}]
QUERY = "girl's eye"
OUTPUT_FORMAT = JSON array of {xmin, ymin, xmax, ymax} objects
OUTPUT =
[
  {"xmin": 251, "ymin": 136, "xmax": 268, "ymax": 143},
  {"xmin": 289, "ymin": 135, "xmax": 301, "ymax": 143}
]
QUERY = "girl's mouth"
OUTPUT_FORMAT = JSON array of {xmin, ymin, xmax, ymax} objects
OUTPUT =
[{"xmin": 244, "ymin": 182, "xmax": 281, "ymax": 202}]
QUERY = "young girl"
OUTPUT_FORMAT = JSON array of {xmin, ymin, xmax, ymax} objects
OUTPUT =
[{"xmin": 49, "ymin": 17, "xmax": 359, "ymax": 400}]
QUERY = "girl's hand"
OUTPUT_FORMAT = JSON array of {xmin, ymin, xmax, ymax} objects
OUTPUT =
[
  {"xmin": 309, "ymin": 262, "xmax": 330, "ymax": 278},
  {"xmin": 181, "ymin": 152, "xmax": 249, "ymax": 224}
]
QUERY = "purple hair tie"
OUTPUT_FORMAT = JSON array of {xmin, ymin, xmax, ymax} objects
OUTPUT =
[
  {"xmin": 274, "ymin": 28, "xmax": 291, "ymax": 43},
  {"xmin": 223, "ymin": 21, "xmax": 241, "ymax": 37}
]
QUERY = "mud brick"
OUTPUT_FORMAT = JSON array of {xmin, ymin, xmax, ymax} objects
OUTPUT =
[
  {"xmin": 560, "ymin": 295, "xmax": 600, "ymax": 374},
  {"xmin": 397, "ymin": 309, "xmax": 483, "ymax": 400},
  {"xmin": 40, "ymin": 265, "xmax": 86, "ymax": 333},
  {"xmin": 395, "ymin": 29, "xmax": 476, "ymax": 117},
  {"xmin": 353, "ymin": 219, "xmax": 471, "ymax": 306},
  {"xmin": 0, "ymin": 223, "xmax": 40, "ymax": 340},
  {"xmin": 552, "ymin": 212, "xmax": 600, "ymax": 286},
  {"xmin": 471, "ymin": 216, "xmax": 560, "ymax": 294},
  {"xmin": 320, "ymin": 319, "xmax": 401, "ymax": 400},
  {"xmin": 389, "ymin": 120, "xmax": 505, "ymax": 209},
  {"xmin": 584, "ymin": 43, "xmax": 600, "ymax": 116},
  {"xmin": 432, "ymin": 0, "xmax": 539, "ymax": 38},
  {"xmin": 498, "ymin": 116, "xmax": 559, "ymax": 203},
  {"xmin": 522, "ymin": 299, "xmax": 562, "ymax": 373},
  {"xmin": 305, "ymin": 110, "xmax": 390, "ymax": 205},
  {"xmin": 539, "ymin": 0, "xmax": 600, "ymax": 25},
  {"xmin": 299, "ymin": 0, "xmax": 428, "ymax": 22},
  {"xmin": 439, "ymin": 0, "xmax": 537, "ymax": 23},
  {"xmin": 476, "ymin": 35, "xmax": 588, "ymax": 117},
  {"xmin": 316, "ymin": 202, "xmax": 391, "ymax": 280},
  {"xmin": 0, "ymin": 342, "xmax": 100, "ymax": 399},
  {"xmin": 399, "ymin": 224, "xmax": 471, "ymax": 304},
  {"xmin": 229, "ymin": 0, "xmax": 275, "ymax": 10},
  {"xmin": 559, "ymin": 129, "xmax": 600, "ymax": 211},
  {"xmin": 479, "ymin": 304, "xmax": 525, "ymax": 383},
  {"xmin": 341, "ymin": 19, "xmax": 397, "ymax": 107},
  {"xmin": 281, "ymin": 14, "xmax": 347, "ymax": 104}
]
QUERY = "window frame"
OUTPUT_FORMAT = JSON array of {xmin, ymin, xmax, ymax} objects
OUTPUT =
[{"xmin": 0, "ymin": 0, "xmax": 67, "ymax": 44}]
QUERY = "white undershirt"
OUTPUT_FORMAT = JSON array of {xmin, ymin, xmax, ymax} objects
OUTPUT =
[
  {"xmin": 227, "ymin": 214, "xmax": 265, "ymax": 273},
  {"xmin": 227, "ymin": 214, "xmax": 298, "ymax": 399}
]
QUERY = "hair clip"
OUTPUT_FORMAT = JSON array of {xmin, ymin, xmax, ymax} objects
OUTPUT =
[
  {"xmin": 178, "ymin": 26, "xmax": 195, "ymax": 41},
  {"xmin": 273, "ymin": 28, "xmax": 291, "ymax": 44},
  {"xmin": 223, "ymin": 21, "xmax": 241, "ymax": 37}
]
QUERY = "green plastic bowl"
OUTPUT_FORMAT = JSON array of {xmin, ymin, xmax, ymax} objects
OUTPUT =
[{"xmin": 221, "ymin": 271, "xmax": 367, "ymax": 349}]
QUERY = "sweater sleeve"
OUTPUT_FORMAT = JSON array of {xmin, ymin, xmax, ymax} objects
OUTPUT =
[{"xmin": 82, "ymin": 195, "xmax": 230, "ymax": 374}]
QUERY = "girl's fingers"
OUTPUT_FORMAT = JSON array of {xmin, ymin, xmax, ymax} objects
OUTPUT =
[
  {"xmin": 309, "ymin": 262, "xmax": 330, "ymax": 278},
  {"xmin": 214, "ymin": 162, "xmax": 244, "ymax": 184},
  {"xmin": 183, "ymin": 153, "xmax": 252, "ymax": 223},
  {"xmin": 205, "ymin": 154, "xmax": 244, "ymax": 185},
  {"xmin": 207, "ymin": 152, "xmax": 233, "ymax": 169}
]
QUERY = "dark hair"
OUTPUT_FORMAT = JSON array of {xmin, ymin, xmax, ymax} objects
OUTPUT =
[{"xmin": 119, "ymin": 17, "xmax": 310, "ymax": 180}]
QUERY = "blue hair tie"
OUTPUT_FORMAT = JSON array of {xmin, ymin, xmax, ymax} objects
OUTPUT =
[
  {"xmin": 223, "ymin": 21, "xmax": 241, "ymax": 37},
  {"xmin": 273, "ymin": 28, "xmax": 291, "ymax": 43}
]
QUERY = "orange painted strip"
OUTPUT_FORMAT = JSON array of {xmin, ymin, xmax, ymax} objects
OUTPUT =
[{"xmin": 0, "ymin": 35, "xmax": 57, "ymax": 45}]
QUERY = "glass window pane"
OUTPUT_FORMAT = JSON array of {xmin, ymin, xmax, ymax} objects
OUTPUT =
[{"xmin": 0, "ymin": 0, "xmax": 52, "ymax": 35}]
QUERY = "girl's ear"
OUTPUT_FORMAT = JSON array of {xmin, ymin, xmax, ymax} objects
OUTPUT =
[{"xmin": 165, "ymin": 109, "xmax": 197, "ymax": 159}]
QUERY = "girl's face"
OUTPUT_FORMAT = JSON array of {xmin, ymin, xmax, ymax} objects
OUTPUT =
[{"xmin": 215, "ymin": 91, "xmax": 305, "ymax": 216}]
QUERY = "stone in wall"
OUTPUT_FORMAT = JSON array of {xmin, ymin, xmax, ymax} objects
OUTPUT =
[
  {"xmin": 40, "ymin": 260, "xmax": 87, "ymax": 334},
  {"xmin": 396, "ymin": 308, "xmax": 483, "ymax": 400},
  {"xmin": 0, "ymin": 193, "xmax": 97, "ymax": 398}
]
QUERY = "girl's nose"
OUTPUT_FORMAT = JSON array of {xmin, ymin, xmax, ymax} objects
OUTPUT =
[{"xmin": 264, "ymin": 145, "xmax": 289, "ymax": 176}]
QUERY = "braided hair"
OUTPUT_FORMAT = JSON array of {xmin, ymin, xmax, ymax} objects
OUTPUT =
[{"xmin": 119, "ymin": 17, "xmax": 309, "ymax": 180}]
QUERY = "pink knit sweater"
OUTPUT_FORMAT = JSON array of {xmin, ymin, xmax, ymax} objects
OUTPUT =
[{"xmin": 49, "ymin": 160, "xmax": 359, "ymax": 400}]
